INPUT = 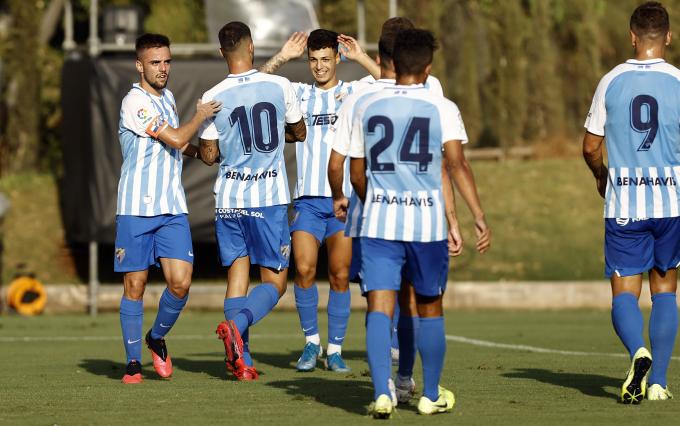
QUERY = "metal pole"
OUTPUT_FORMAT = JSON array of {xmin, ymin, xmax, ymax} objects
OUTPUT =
[
  {"xmin": 89, "ymin": 241, "xmax": 99, "ymax": 316},
  {"xmin": 88, "ymin": 0, "xmax": 100, "ymax": 57},
  {"xmin": 389, "ymin": 0, "xmax": 398, "ymax": 17},
  {"xmin": 63, "ymin": 0, "xmax": 76, "ymax": 51},
  {"xmin": 357, "ymin": 0, "xmax": 366, "ymax": 46}
]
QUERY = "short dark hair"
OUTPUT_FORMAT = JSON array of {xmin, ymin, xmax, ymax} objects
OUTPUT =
[
  {"xmin": 381, "ymin": 17, "xmax": 414, "ymax": 36},
  {"xmin": 219, "ymin": 21, "xmax": 251, "ymax": 52},
  {"xmin": 135, "ymin": 33, "xmax": 170, "ymax": 57},
  {"xmin": 307, "ymin": 29, "xmax": 338, "ymax": 53},
  {"xmin": 379, "ymin": 17, "xmax": 414, "ymax": 64},
  {"xmin": 630, "ymin": 1, "xmax": 670, "ymax": 39},
  {"xmin": 393, "ymin": 29, "xmax": 438, "ymax": 76}
]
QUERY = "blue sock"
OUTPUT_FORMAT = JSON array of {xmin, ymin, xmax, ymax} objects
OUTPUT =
[
  {"xmin": 120, "ymin": 297, "xmax": 143, "ymax": 364},
  {"xmin": 224, "ymin": 297, "xmax": 253, "ymax": 367},
  {"xmin": 150, "ymin": 289, "xmax": 188, "ymax": 339},
  {"xmin": 417, "ymin": 317, "xmax": 446, "ymax": 402},
  {"xmin": 366, "ymin": 311, "xmax": 392, "ymax": 400},
  {"xmin": 397, "ymin": 315, "xmax": 419, "ymax": 377},
  {"xmin": 233, "ymin": 283, "xmax": 279, "ymax": 335},
  {"xmin": 391, "ymin": 304, "xmax": 400, "ymax": 350},
  {"xmin": 611, "ymin": 292, "xmax": 646, "ymax": 358},
  {"xmin": 327, "ymin": 289, "xmax": 350, "ymax": 346},
  {"xmin": 648, "ymin": 292, "xmax": 678, "ymax": 387},
  {"xmin": 294, "ymin": 283, "xmax": 319, "ymax": 336}
]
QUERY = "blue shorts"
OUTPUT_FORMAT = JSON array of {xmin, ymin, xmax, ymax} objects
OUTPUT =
[
  {"xmin": 349, "ymin": 238, "xmax": 362, "ymax": 283},
  {"xmin": 216, "ymin": 206, "xmax": 291, "ymax": 271},
  {"xmin": 114, "ymin": 214, "xmax": 193, "ymax": 273},
  {"xmin": 290, "ymin": 196, "xmax": 345, "ymax": 244},
  {"xmin": 360, "ymin": 238, "xmax": 449, "ymax": 297},
  {"xmin": 605, "ymin": 217, "xmax": 680, "ymax": 277}
]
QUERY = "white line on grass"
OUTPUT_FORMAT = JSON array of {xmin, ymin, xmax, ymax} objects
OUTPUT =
[
  {"xmin": 2, "ymin": 333, "xmax": 678, "ymax": 361},
  {"xmin": 446, "ymin": 335, "xmax": 680, "ymax": 361}
]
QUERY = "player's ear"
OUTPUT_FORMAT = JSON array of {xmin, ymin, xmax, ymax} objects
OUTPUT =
[
  {"xmin": 135, "ymin": 59, "xmax": 143, "ymax": 74},
  {"xmin": 631, "ymin": 30, "xmax": 637, "ymax": 48},
  {"xmin": 424, "ymin": 63, "xmax": 432, "ymax": 76},
  {"xmin": 666, "ymin": 30, "xmax": 672, "ymax": 46},
  {"xmin": 219, "ymin": 48, "xmax": 227, "ymax": 61},
  {"xmin": 335, "ymin": 52, "xmax": 341, "ymax": 65}
]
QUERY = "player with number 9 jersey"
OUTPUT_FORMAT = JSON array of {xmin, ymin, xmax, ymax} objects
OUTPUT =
[{"xmin": 585, "ymin": 59, "xmax": 680, "ymax": 219}]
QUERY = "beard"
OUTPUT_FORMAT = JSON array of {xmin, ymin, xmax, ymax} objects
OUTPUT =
[{"xmin": 145, "ymin": 73, "xmax": 168, "ymax": 91}]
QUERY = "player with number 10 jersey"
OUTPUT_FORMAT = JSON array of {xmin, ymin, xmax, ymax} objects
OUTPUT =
[{"xmin": 198, "ymin": 21, "xmax": 305, "ymax": 381}]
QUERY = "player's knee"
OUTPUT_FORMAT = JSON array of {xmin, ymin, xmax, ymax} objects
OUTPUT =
[
  {"xmin": 167, "ymin": 274, "xmax": 191, "ymax": 299},
  {"xmin": 294, "ymin": 262, "xmax": 317, "ymax": 285},
  {"xmin": 328, "ymin": 270, "xmax": 349, "ymax": 290},
  {"xmin": 124, "ymin": 277, "xmax": 147, "ymax": 300}
]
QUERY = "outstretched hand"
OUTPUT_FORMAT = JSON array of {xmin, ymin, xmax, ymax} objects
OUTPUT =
[
  {"xmin": 281, "ymin": 32, "xmax": 308, "ymax": 60},
  {"xmin": 196, "ymin": 99, "xmax": 222, "ymax": 120}
]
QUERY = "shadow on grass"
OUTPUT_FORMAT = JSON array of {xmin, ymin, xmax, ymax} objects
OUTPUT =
[
  {"xmin": 266, "ymin": 376, "xmax": 373, "ymax": 415},
  {"xmin": 78, "ymin": 359, "xmax": 166, "ymax": 381},
  {"xmin": 171, "ymin": 356, "xmax": 233, "ymax": 380},
  {"xmin": 502, "ymin": 368, "xmax": 620, "ymax": 400}
]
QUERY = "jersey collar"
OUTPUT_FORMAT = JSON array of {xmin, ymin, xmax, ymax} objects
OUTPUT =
[
  {"xmin": 626, "ymin": 58, "xmax": 666, "ymax": 65},
  {"xmin": 132, "ymin": 83, "xmax": 163, "ymax": 99},
  {"xmin": 227, "ymin": 69, "xmax": 258, "ymax": 78}
]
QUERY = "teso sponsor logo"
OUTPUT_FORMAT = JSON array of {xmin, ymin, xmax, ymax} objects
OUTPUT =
[{"xmin": 310, "ymin": 113, "xmax": 338, "ymax": 126}]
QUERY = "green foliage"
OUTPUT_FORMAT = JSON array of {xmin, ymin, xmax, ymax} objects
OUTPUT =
[{"xmin": 144, "ymin": 0, "xmax": 207, "ymax": 43}]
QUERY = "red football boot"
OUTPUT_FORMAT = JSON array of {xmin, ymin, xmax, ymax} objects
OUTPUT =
[
  {"xmin": 121, "ymin": 360, "xmax": 143, "ymax": 384},
  {"xmin": 145, "ymin": 330, "xmax": 173, "ymax": 378},
  {"xmin": 216, "ymin": 320, "xmax": 245, "ymax": 376},
  {"xmin": 233, "ymin": 358, "xmax": 259, "ymax": 381}
]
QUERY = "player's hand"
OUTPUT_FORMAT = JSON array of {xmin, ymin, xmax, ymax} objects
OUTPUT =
[
  {"xmin": 474, "ymin": 216, "xmax": 491, "ymax": 254},
  {"xmin": 448, "ymin": 222, "xmax": 463, "ymax": 257},
  {"xmin": 337, "ymin": 34, "xmax": 365, "ymax": 61},
  {"xmin": 196, "ymin": 99, "xmax": 222, "ymax": 120},
  {"xmin": 333, "ymin": 196, "xmax": 349, "ymax": 222},
  {"xmin": 281, "ymin": 32, "xmax": 307, "ymax": 60}
]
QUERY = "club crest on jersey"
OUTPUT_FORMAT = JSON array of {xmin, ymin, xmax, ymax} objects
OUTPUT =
[
  {"xmin": 137, "ymin": 108, "xmax": 149, "ymax": 120},
  {"xmin": 115, "ymin": 247, "xmax": 126, "ymax": 263},
  {"xmin": 280, "ymin": 244, "xmax": 291, "ymax": 260},
  {"xmin": 311, "ymin": 113, "xmax": 338, "ymax": 126}
]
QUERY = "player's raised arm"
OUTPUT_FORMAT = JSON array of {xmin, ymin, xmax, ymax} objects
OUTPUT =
[
  {"xmin": 337, "ymin": 34, "xmax": 380, "ymax": 79},
  {"xmin": 443, "ymin": 140, "xmax": 490, "ymax": 254},
  {"xmin": 259, "ymin": 32, "xmax": 308, "ymax": 74},
  {"xmin": 582, "ymin": 132, "xmax": 608, "ymax": 199},
  {"xmin": 154, "ymin": 99, "xmax": 221, "ymax": 150}
]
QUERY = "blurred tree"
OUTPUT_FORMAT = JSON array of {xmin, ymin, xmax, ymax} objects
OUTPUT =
[{"xmin": 1, "ymin": 0, "xmax": 41, "ymax": 176}]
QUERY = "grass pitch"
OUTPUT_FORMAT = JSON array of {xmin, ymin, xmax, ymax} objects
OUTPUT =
[{"xmin": 1, "ymin": 310, "xmax": 679, "ymax": 425}]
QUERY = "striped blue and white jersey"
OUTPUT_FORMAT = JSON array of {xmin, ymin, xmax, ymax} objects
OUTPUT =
[
  {"xmin": 332, "ymin": 79, "xmax": 445, "ymax": 237},
  {"xmin": 116, "ymin": 84, "xmax": 187, "ymax": 216},
  {"xmin": 359, "ymin": 74, "xmax": 443, "ymax": 96},
  {"xmin": 585, "ymin": 59, "xmax": 680, "ymax": 218},
  {"xmin": 292, "ymin": 81, "xmax": 359, "ymax": 198},
  {"xmin": 350, "ymin": 86, "xmax": 467, "ymax": 242},
  {"xmin": 200, "ymin": 70, "xmax": 302, "ymax": 208}
]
